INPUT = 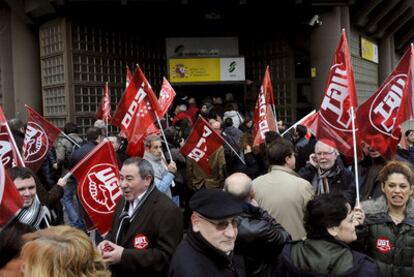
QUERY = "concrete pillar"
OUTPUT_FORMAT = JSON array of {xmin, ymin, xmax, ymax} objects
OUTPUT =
[
  {"xmin": 0, "ymin": 0, "xmax": 41, "ymax": 119},
  {"xmin": 309, "ymin": 6, "xmax": 351, "ymax": 107}
]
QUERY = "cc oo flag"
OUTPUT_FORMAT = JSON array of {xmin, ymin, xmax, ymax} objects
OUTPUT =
[
  {"xmin": 69, "ymin": 141, "xmax": 122, "ymax": 236},
  {"xmin": 180, "ymin": 117, "xmax": 224, "ymax": 175},
  {"xmin": 357, "ymin": 44, "xmax": 414, "ymax": 160},
  {"xmin": 22, "ymin": 106, "xmax": 61, "ymax": 172}
]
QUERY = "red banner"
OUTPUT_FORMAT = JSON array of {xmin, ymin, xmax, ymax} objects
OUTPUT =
[
  {"xmin": 70, "ymin": 141, "xmax": 122, "ymax": 236},
  {"xmin": 126, "ymin": 123, "xmax": 160, "ymax": 157},
  {"xmin": 0, "ymin": 106, "xmax": 25, "ymax": 169},
  {"xmin": 252, "ymin": 67, "xmax": 278, "ymax": 146},
  {"xmin": 157, "ymin": 77, "xmax": 176, "ymax": 118},
  {"xmin": 112, "ymin": 65, "xmax": 161, "ymax": 144},
  {"xmin": 309, "ymin": 30, "xmax": 361, "ymax": 158},
  {"xmin": 22, "ymin": 106, "xmax": 61, "ymax": 172},
  {"xmin": 0, "ymin": 161, "xmax": 23, "ymax": 227},
  {"xmin": 357, "ymin": 45, "xmax": 414, "ymax": 160},
  {"xmin": 180, "ymin": 117, "xmax": 224, "ymax": 175},
  {"xmin": 96, "ymin": 82, "xmax": 111, "ymax": 123}
]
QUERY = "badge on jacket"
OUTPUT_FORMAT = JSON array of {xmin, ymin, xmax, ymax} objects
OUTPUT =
[
  {"xmin": 134, "ymin": 234, "xmax": 149, "ymax": 250},
  {"xmin": 376, "ymin": 236, "xmax": 393, "ymax": 254}
]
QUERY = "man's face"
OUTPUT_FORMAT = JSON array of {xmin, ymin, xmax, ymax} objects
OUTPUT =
[
  {"xmin": 120, "ymin": 164, "xmax": 152, "ymax": 202},
  {"xmin": 148, "ymin": 140, "xmax": 162, "ymax": 158},
  {"xmin": 315, "ymin": 143, "xmax": 338, "ymax": 170},
  {"xmin": 407, "ymin": 131, "xmax": 414, "ymax": 144},
  {"xmin": 192, "ymin": 213, "xmax": 238, "ymax": 253},
  {"xmin": 14, "ymin": 177, "xmax": 36, "ymax": 207}
]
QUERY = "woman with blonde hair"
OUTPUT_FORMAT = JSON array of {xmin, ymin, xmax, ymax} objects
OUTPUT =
[{"xmin": 20, "ymin": 225, "xmax": 110, "ymax": 277}]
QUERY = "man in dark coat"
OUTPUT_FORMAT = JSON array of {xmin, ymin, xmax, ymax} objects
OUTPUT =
[
  {"xmin": 168, "ymin": 188, "xmax": 245, "ymax": 277},
  {"xmin": 224, "ymin": 172, "xmax": 291, "ymax": 277},
  {"xmin": 98, "ymin": 157, "xmax": 183, "ymax": 277}
]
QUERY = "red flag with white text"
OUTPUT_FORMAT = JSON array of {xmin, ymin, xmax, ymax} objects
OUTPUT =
[
  {"xmin": 0, "ymin": 161, "xmax": 23, "ymax": 227},
  {"xmin": 180, "ymin": 117, "xmax": 224, "ymax": 175},
  {"xmin": 70, "ymin": 141, "xmax": 122, "ymax": 236},
  {"xmin": 157, "ymin": 77, "xmax": 176, "ymax": 118},
  {"xmin": 252, "ymin": 67, "xmax": 278, "ymax": 146},
  {"xmin": 22, "ymin": 106, "xmax": 61, "ymax": 172},
  {"xmin": 96, "ymin": 82, "xmax": 111, "ymax": 123},
  {"xmin": 357, "ymin": 45, "xmax": 414, "ymax": 160},
  {"xmin": 112, "ymin": 65, "xmax": 161, "ymax": 144},
  {"xmin": 309, "ymin": 30, "xmax": 361, "ymax": 158},
  {"xmin": 0, "ymin": 106, "xmax": 25, "ymax": 169}
]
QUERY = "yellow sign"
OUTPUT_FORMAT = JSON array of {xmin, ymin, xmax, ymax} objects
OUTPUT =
[
  {"xmin": 361, "ymin": 37, "xmax": 378, "ymax": 64},
  {"xmin": 169, "ymin": 58, "xmax": 220, "ymax": 83}
]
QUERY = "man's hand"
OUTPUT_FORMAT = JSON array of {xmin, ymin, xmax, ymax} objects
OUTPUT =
[
  {"xmin": 353, "ymin": 207, "xmax": 365, "ymax": 226},
  {"xmin": 57, "ymin": 178, "xmax": 67, "ymax": 187},
  {"xmin": 167, "ymin": 161, "xmax": 177, "ymax": 174},
  {"xmin": 309, "ymin": 153, "xmax": 318, "ymax": 168},
  {"xmin": 99, "ymin": 240, "xmax": 124, "ymax": 265}
]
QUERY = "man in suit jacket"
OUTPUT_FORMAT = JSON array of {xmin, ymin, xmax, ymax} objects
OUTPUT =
[{"xmin": 98, "ymin": 157, "xmax": 183, "ymax": 277}]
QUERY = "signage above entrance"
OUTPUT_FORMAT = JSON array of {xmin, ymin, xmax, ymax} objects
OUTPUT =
[{"xmin": 169, "ymin": 57, "xmax": 245, "ymax": 83}]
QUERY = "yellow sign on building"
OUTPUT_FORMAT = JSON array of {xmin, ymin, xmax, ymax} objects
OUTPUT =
[
  {"xmin": 361, "ymin": 37, "xmax": 379, "ymax": 64},
  {"xmin": 169, "ymin": 58, "xmax": 221, "ymax": 83}
]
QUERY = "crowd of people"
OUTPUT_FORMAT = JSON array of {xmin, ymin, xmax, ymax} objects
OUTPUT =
[{"xmin": 1, "ymin": 95, "xmax": 414, "ymax": 276}]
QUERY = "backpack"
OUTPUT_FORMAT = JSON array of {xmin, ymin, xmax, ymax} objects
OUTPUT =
[{"xmin": 62, "ymin": 137, "xmax": 85, "ymax": 169}]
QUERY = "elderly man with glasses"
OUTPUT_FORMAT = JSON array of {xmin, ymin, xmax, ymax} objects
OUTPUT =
[
  {"xmin": 168, "ymin": 188, "xmax": 245, "ymax": 277},
  {"xmin": 298, "ymin": 139, "xmax": 356, "ymax": 206}
]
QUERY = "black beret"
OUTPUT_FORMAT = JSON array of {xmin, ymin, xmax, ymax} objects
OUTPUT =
[{"xmin": 189, "ymin": 188, "xmax": 243, "ymax": 220}]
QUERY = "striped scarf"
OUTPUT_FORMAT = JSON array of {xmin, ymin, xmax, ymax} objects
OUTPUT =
[{"xmin": 16, "ymin": 196, "xmax": 51, "ymax": 229}]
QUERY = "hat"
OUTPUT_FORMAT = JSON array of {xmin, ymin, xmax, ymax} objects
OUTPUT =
[{"xmin": 189, "ymin": 189, "xmax": 243, "ymax": 220}]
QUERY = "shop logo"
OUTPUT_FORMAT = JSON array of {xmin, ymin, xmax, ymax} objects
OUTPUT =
[{"xmin": 228, "ymin": 61, "xmax": 236, "ymax": 73}]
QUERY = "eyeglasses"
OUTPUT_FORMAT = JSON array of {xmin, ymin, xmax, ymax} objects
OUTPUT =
[
  {"xmin": 198, "ymin": 214, "xmax": 239, "ymax": 231},
  {"xmin": 315, "ymin": 151, "xmax": 335, "ymax": 157}
]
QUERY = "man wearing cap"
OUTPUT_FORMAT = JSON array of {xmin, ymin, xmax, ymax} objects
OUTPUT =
[
  {"xmin": 298, "ymin": 139, "xmax": 356, "ymax": 205},
  {"xmin": 168, "ymin": 188, "xmax": 245, "ymax": 277}
]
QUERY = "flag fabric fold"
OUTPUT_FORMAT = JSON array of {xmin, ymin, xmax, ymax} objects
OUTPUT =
[
  {"xmin": 308, "ymin": 30, "xmax": 361, "ymax": 158},
  {"xmin": 70, "ymin": 141, "xmax": 122, "ymax": 236},
  {"xmin": 22, "ymin": 106, "xmax": 61, "ymax": 172},
  {"xmin": 180, "ymin": 117, "xmax": 224, "ymax": 175},
  {"xmin": 96, "ymin": 82, "xmax": 111, "ymax": 123},
  {"xmin": 0, "ymin": 161, "xmax": 23, "ymax": 227},
  {"xmin": 252, "ymin": 67, "xmax": 278, "ymax": 146},
  {"xmin": 0, "ymin": 106, "xmax": 25, "ymax": 168},
  {"xmin": 357, "ymin": 44, "xmax": 414, "ymax": 160}
]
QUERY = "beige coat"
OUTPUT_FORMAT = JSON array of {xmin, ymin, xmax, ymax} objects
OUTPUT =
[{"xmin": 253, "ymin": 165, "xmax": 313, "ymax": 240}]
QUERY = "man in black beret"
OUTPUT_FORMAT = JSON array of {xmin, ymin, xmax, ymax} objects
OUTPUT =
[{"xmin": 167, "ymin": 188, "xmax": 245, "ymax": 277}]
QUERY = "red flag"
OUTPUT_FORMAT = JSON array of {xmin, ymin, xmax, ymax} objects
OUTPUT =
[
  {"xmin": 112, "ymin": 65, "xmax": 161, "ymax": 144},
  {"xmin": 126, "ymin": 123, "xmax": 160, "ymax": 157},
  {"xmin": 180, "ymin": 117, "xmax": 225, "ymax": 175},
  {"xmin": 126, "ymin": 65, "xmax": 133, "ymax": 89},
  {"xmin": 252, "ymin": 67, "xmax": 278, "ymax": 146},
  {"xmin": 96, "ymin": 82, "xmax": 111, "ymax": 123},
  {"xmin": 357, "ymin": 45, "xmax": 414, "ymax": 159},
  {"xmin": 157, "ymin": 77, "xmax": 176, "ymax": 118},
  {"xmin": 70, "ymin": 141, "xmax": 122, "ymax": 236},
  {"xmin": 0, "ymin": 106, "xmax": 25, "ymax": 169},
  {"xmin": 22, "ymin": 106, "xmax": 61, "ymax": 172},
  {"xmin": 0, "ymin": 161, "xmax": 23, "ymax": 227},
  {"xmin": 309, "ymin": 30, "xmax": 361, "ymax": 158}
]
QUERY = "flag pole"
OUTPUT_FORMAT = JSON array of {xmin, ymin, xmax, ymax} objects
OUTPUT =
[
  {"xmin": 155, "ymin": 113, "xmax": 173, "ymax": 162},
  {"xmin": 350, "ymin": 107, "xmax": 360, "ymax": 207},
  {"xmin": 281, "ymin": 110, "xmax": 316, "ymax": 137},
  {"xmin": 60, "ymin": 131, "xmax": 81, "ymax": 148}
]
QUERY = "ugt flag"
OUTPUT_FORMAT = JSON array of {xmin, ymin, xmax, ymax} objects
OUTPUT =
[
  {"xmin": 180, "ymin": 117, "xmax": 224, "ymax": 175},
  {"xmin": 0, "ymin": 161, "xmax": 23, "ymax": 227},
  {"xmin": 22, "ymin": 106, "xmax": 61, "ymax": 172},
  {"xmin": 357, "ymin": 44, "xmax": 414, "ymax": 160},
  {"xmin": 69, "ymin": 141, "xmax": 122, "ymax": 236},
  {"xmin": 252, "ymin": 67, "xmax": 278, "ymax": 146},
  {"xmin": 310, "ymin": 30, "xmax": 361, "ymax": 158},
  {"xmin": 0, "ymin": 106, "xmax": 25, "ymax": 169},
  {"xmin": 96, "ymin": 82, "xmax": 111, "ymax": 123},
  {"xmin": 112, "ymin": 65, "xmax": 161, "ymax": 144}
]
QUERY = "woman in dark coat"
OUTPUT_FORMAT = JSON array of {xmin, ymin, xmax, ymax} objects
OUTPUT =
[{"xmin": 277, "ymin": 194, "xmax": 381, "ymax": 277}]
